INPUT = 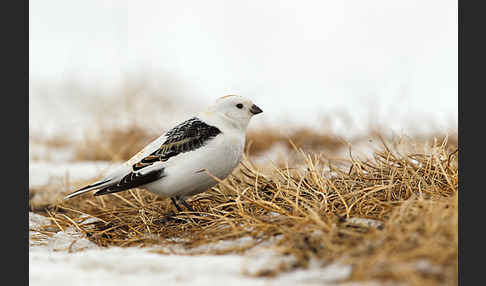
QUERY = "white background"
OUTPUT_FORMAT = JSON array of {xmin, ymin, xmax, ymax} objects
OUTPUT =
[{"xmin": 29, "ymin": 0, "xmax": 457, "ymax": 134}]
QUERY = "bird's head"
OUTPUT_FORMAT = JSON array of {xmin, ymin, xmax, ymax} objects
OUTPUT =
[{"xmin": 201, "ymin": 95, "xmax": 263, "ymax": 131}]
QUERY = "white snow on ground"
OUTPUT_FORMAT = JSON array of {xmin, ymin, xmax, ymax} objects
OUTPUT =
[
  {"xmin": 29, "ymin": 161, "xmax": 115, "ymax": 188},
  {"xmin": 29, "ymin": 245, "xmax": 357, "ymax": 286},
  {"xmin": 29, "ymin": 141, "xmax": 75, "ymax": 162},
  {"xmin": 29, "ymin": 211, "xmax": 365, "ymax": 286}
]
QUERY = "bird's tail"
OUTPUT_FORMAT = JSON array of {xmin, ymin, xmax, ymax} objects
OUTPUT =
[{"xmin": 64, "ymin": 178, "xmax": 115, "ymax": 199}]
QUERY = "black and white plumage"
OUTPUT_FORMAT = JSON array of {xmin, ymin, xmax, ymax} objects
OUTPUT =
[
  {"xmin": 131, "ymin": 117, "xmax": 222, "ymax": 171},
  {"xmin": 65, "ymin": 95, "xmax": 263, "ymax": 211}
]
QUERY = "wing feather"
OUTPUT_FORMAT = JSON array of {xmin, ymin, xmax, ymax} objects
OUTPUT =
[
  {"xmin": 94, "ymin": 167, "xmax": 165, "ymax": 196},
  {"xmin": 64, "ymin": 117, "xmax": 221, "ymax": 199},
  {"xmin": 132, "ymin": 117, "xmax": 221, "ymax": 171}
]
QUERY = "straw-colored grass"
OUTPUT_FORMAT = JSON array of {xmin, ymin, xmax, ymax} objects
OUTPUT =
[
  {"xmin": 31, "ymin": 134, "xmax": 458, "ymax": 286},
  {"xmin": 72, "ymin": 125, "xmax": 158, "ymax": 162},
  {"xmin": 246, "ymin": 128, "xmax": 346, "ymax": 156}
]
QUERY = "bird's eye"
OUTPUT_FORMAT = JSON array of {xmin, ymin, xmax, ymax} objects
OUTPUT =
[{"xmin": 236, "ymin": 103, "xmax": 244, "ymax": 109}]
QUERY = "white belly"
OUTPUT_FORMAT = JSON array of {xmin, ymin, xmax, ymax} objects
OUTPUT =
[{"xmin": 142, "ymin": 134, "xmax": 244, "ymax": 198}]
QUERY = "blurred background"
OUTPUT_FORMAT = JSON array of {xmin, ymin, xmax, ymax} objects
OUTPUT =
[
  {"xmin": 29, "ymin": 0, "xmax": 457, "ymax": 158},
  {"xmin": 29, "ymin": 3, "xmax": 458, "ymax": 283}
]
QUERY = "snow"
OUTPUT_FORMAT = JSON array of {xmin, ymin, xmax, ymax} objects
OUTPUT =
[
  {"xmin": 29, "ymin": 212, "xmax": 52, "ymax": 231},
  {"xmin": 29, "ymin": 211, "xmax": 358, "ymax": 286},
  {"xmin": 29, "ymin": 245, "xmax": 357, "ymax": 286},
  {"xmin": 345, "ymin": 218, "xmax": 383, "ymax": 229},
  {"xmin": 47, "ymin": 227, "xmax": 99, "ymax": 252},
  {"xmin": 29, "ymin": 161, "xmax": 115, "ymax": 188},
  {"xmin": 29, "ymin": 141, "xmax": 75, "ymax": 162}
]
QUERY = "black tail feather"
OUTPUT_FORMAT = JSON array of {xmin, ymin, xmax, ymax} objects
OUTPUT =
[
  {"xmin": 64, "ymin": 178, "xmax": 112, "ymax": 199},
  {"xmin": 94, "ymin": 168, "xmax": 164, "ymax": 196},
  {"xmin": 78, "ymin": 179, "xmax": 110, "ymax": 192}
]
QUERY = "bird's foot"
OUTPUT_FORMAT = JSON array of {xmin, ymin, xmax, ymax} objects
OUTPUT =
[
  {"xmin": 171, "ymin": 196, "xmax": 196, "ymax": 213},
  {"xmin": 179, "ymin": 197, "xmax": 195, "ymax": 212},
  {"xmin": 154, "ymin": 211, "xmax": 185, "ymax": 224}
]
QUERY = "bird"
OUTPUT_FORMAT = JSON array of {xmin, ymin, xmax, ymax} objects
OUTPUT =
[{"xmin": 64, "ymin": 95, "xmax": 263, "ymax": 212}]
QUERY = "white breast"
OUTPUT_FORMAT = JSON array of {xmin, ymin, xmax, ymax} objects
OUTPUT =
[{"xmin": 142, "ymin": 132, "xmax": 245, "ymax": 198}]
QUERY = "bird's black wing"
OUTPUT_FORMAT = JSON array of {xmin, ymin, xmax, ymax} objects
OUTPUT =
[
  {"xmin": 94, "ymin": 168, "xmax": 165, "ymax": 196},
  {"xmin": 131, "ymin": 117, "xmax": 222, "ymax": 171},
  {"xmin": 93, "ymin": 117, "xmax": 221, "ymax": 196}
]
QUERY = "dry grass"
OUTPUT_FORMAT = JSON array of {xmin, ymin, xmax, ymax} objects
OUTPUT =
[
  {"xmin": 246, "ymin": 128, "xmax": 346, "ymax": 156},
  {"xmin": 72, "ymin": 125, "xmax": 158, "ymax": 162},
  {"xmin": 31, "ymin": 135, "xmax": 458, "ymax": 286}
]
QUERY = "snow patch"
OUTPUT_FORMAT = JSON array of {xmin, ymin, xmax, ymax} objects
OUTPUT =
[
  {"xmin": 29, "ymin": 246, "xmax": 354, "ymax": 286},
  {"xmin": 29, "ymin": 161, "xmax": 115, "ymax": 189},
  {"xmin": 29, "ymin": 212, "xmax": 52, "ymax": 230},
  {"xmin": 47, "ymin": 227, "xmax": 98, "ymax": 252}
]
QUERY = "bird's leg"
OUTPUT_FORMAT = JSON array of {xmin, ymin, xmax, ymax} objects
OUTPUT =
[
  {"xmin": 176, "ymin": 197, "xmax": 201, "ymax": 224},
  {"xmin": 170, "ymin": 197, "xmax": 183, "ymax": 212},
  {"xmin": 157, "ymin": 198, "xmax": 184, "ymax": 224},
  {"xmin": 177, "ymin": 197, "xmax": 195, "ymax": 212}
]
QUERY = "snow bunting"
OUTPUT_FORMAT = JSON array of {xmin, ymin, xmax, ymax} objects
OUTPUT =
[{"xmin": 65, "ymin": 95, "xmax": 263, "ymax": 211}]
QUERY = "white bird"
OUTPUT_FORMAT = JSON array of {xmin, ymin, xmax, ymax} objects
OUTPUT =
[{"xmin": 65, "ymin": 95, "xmax": 263, "ymax": 211}]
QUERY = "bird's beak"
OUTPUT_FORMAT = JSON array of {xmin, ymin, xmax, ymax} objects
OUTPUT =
[{"xmin": 250, "ymin": 104, "xmax": 263, "ymax": 115}]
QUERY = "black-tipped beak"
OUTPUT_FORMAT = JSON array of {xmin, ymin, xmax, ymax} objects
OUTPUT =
[{"xmin": 250, "ymin": 104, "xmax": 263, "ymax": 115}]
